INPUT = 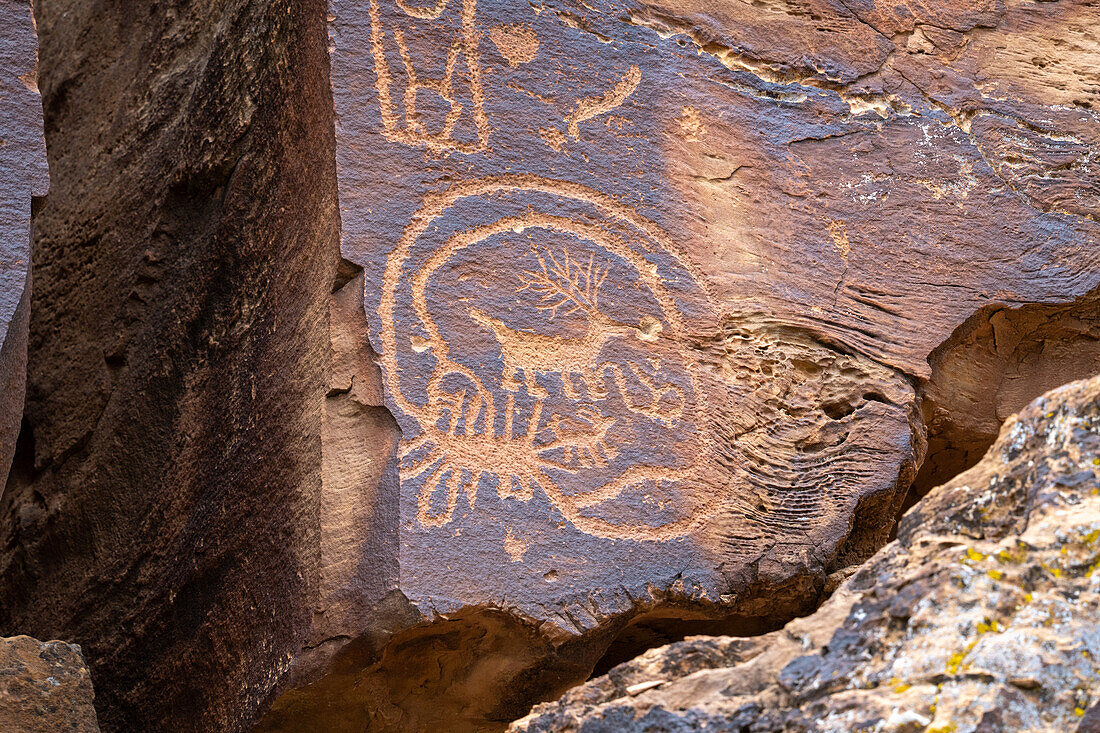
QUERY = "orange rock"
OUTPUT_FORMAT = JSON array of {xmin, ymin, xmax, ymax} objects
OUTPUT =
[{"xmin": 0, "ymin": 636, "xmax": 99, "ymax": 733}]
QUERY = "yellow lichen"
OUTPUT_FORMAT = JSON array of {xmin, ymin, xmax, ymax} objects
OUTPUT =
[
  {"xmin": 965, "ymin": 548, "xmax": 986, "ymax": 562},
  {"xmin": 946, "ymin": 639, "xmax": 978, "ymax": 675},
  {"xmin": 997, "ymin": 544, "xmax": 1030, "ymax": 564},
  {"xmin": 981, "ymin": 616, "xmax": 1007, "ymax": 633},
  {"xmin": 987, "ymin": 569, "xmax": 1003, "ymax": 581}
]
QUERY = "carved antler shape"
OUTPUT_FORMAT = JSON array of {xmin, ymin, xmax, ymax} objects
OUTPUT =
[{"xmin": 517, "ymin": 248, "xmax": 608, "ymax": 321}]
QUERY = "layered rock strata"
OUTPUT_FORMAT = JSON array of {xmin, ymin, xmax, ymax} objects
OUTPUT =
[
  {"xmin": 0, "ymin": 0, "xmax": 1097, "ymax": 731},
  {"xmin": 513, "ymin": 373, "xmax": 1100, "ymax": 732},
  {"xmin": 263, "ymin": 0, "xmax": 1100, "ymax": 728}
]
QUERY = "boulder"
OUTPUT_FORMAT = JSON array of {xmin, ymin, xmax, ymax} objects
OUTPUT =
[
  {"xmin": 0, "ymin": 0, "xmax": 47, "ymax": 485},
  {"xmin": 0, "ymin": 635, "xmax": 99, "ymax": 733},
  {"xmin": 512, "ymin": 373, "xmax": 1100, "ymax": 732}
]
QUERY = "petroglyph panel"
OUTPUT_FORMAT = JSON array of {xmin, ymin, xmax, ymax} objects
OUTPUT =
[
  {"xmin": 327, "ymin": 0, "xmax": 1100, "ymax": 628},
  {"xmin": 379, "ymin": 176, "xmax": 721, "ymax": 541}
]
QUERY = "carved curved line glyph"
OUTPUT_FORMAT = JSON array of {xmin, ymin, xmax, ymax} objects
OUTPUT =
[
  {"xmin": 537, "ymin": 465, "xmax": 713, "ymax": 541},
  {"xmin": 596, "ymin": 361, "xmax": 686, "ymax": 425},
  {"xmin": 394, "ymin": 0, "xmax": 449, "ymax": 20},
  {"xmin": 382, "ymin": 173, "xmax": 712, "ymax": 411},
  {"xmin": 410, "ymin": 212, "xmax": 688, "ymax": 413},
  {"xmin": 417, "ymin": 464, "xmax": 478, "ymax": 529},
  {"xmin": 566, "ymin": 65, "xmax": 641, "ymax": 139},
  {"xmin": 407, "ymin": 428, "xmax": 715, "ymax": 540},
  {"xmin": 397, "ymin": 213, "xmax": 691, "ymax": 432},
  {"xmin": 409, "ymin": 429, "xmax": 554, "ymax": 526}
]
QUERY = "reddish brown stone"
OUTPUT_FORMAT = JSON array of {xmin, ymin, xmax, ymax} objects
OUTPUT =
[
  {"xmin": 257, "ymin": 0, "xmax": 1100, "ymax": 729},
  {"xmin": 0, "ymin": 1, "xmax": 1097, "ymax": 731},
  {"xmin": 0, "ymin": 2, "xmax": 340, "ymax": 732},
  {"xmin": 0, "ymin": 635, "xmax": 99, "ymax": 733},
  {"xmin": 512, "ymin": 374, "xmax": 1100, "ymax": 732}
]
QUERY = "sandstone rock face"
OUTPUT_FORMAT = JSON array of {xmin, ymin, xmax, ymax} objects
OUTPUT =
[
  {"xmin": 0, "ymin": 2, "xmax": 340, "ymax": 731},
  {"xmin": 0, "ymin": 0, "xmax": 47, "ymax": 486},
  {"xmin": 2, "ymin": 1, "xmax": 1098, "ymax": 731},
  {"xmin": 915, "ymin": 292, "xmax": 1100, "ymax": 497},
  {"xmin": 0, "ymin": 635, "xmax": 100, "ymax": 733},
  {"xmin": 258, "ymin": 0, "xmax": 1098, "ymax": 727},
  {"xmin": 513, "ymin": 373, "xmax": 1100, "ymax": 732}
]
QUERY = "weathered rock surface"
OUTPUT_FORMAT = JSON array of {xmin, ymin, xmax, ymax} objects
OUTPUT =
[
  {"xmin": 2, "ymin": 0, "xmax": 1098, "ymax": 731},
  {"xmin": 258, "ymin": 0, "xmax": 1100, "ymax": 727},
  {"xmin": 0, "ymin": 635, "xmax": 100, "ymax": 733},
  {"xmin": 0, "ymin": 0, "xmax": 47, "ymax": 488},
  {"xmin": 512, "ymin": 373, "xmax": 1100, "ymax": 732},
  {"xmin": 0, "ymin": 1, "xmax": 340, "ymax": 731},
  {"xmin": 915, "ymin": 291, "xmax": 1100, "ymax": 498}
]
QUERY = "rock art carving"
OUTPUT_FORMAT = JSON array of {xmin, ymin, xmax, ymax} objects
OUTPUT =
[
  {"xmin": 6, "ymin": 0, "xmax": 1100, "ymax": 730},
  {"xmin": 379, "ymin": 175, "xmax": 719, "ymax": 539},
  {"xmin": 489, "ymin": 24, "xmax": 539, "ymax": 67},
  {"xmin": 196, "ymin": 0, "xmax": 1100, "ymax": 728},
  {"xmin": 324, "ymin": 0, "xmax": 1079, "ymax": 659},
  {"xmin": 368, "ymin": 0, "xmax": 489, "ymax": 152},
  {"xmin": 512, "ymin": 374, "xmax": 1100, "ymax": 733},
  {"xmin": 564, "ymin": 65, "xmax": 640, "ymax": 139}
]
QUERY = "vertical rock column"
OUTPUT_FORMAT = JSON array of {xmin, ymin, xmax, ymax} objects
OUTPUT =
[
  {"xmin": 0, "ymin": 2, "xmax": 340, "ymax": 731},
  {"xmin": 0, "ymin": 0, "xmax": 47, "ymax": 483}
]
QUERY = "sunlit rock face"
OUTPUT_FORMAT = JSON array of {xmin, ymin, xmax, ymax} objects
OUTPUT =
[{"xmin": 0, "ymin": 1, "xmax": 1097, "ymax": 731}]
